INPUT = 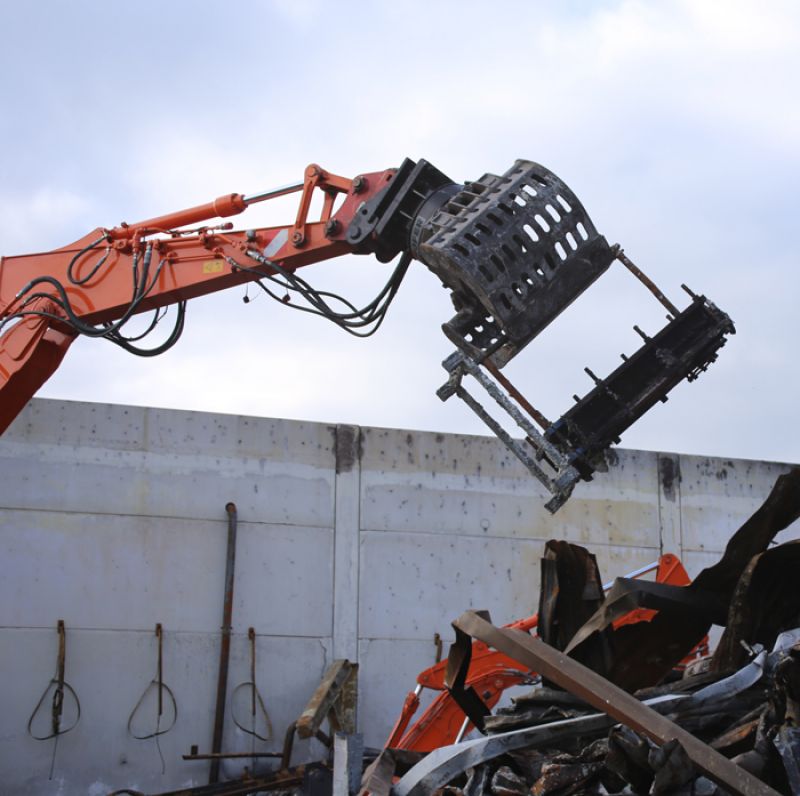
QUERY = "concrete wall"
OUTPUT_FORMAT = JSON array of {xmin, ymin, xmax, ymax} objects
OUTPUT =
[{"xmin": 0, "ymin": 398, "xmax": 797, "ymax": 794}]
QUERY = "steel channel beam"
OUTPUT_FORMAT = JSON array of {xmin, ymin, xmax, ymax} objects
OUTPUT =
[{"xmin": 297, "ymin": 660, "xmax": 358, "ymax": 739}]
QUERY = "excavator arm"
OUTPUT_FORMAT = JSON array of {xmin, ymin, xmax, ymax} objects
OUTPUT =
[
  {"xmin": 0, "ymin": 163, "xmax": 390, "ymax": 431},
  {"xmin": 0, "ymin": 157, "xmax": 734, "ymax": 511}
]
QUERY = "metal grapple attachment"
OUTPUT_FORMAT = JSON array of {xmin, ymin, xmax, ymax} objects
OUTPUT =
[
  {"xmin": 412, "ymin": 160, "xmax": 616, "ymax": 367},
  {"xmin": 436, "ymin": 291, "xmax": 733, "ymax": 512},
  {"xmin": 349, "ymin": 158, "xmax": 735, "ymax": 512}
]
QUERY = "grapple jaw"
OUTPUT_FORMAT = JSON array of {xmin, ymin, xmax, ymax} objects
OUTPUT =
[
  {"xmin": 412, "ymin": 160, "xmax": 617, "ymax": 367},
  {"xmin": 349, "ymin": 158, "xmax": 734, "ymax": 512}
]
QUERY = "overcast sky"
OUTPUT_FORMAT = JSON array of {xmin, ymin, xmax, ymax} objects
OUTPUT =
[{"xmin": 1, "ymin": 1, "xmax": 798, "ymax": 465}]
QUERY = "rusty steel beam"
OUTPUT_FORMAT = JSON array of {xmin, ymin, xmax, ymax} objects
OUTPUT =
[
  {"xmin": 450, "ymin": 611, "xmax": 780, "ymax": 796},
  {"xmin": 297, "ymin": 660, "xmax": 358, "ymax": 740}
]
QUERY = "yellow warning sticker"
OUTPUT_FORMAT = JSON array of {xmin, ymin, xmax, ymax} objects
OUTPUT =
[{"xmin": 203, "ymin": 260, "xmax": 224, "ymax": 274}]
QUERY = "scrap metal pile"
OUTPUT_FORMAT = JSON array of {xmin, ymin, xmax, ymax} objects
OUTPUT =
[{"xmin": 371, "ymin": 469, "xmax": 800, "ymax": 796}]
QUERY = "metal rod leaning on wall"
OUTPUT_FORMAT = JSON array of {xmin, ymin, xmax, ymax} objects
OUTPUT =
[{"xmin": 209, "ymin": 502, "xmax": 239, "ymax": 784}]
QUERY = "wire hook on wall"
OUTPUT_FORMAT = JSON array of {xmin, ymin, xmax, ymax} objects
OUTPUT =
[
  {"xmin": 127, "ymin": 623, "xmax": 177, "ymax": 774},
  {"xmin": 231, "ymin": 627, "xmax": 273, "ymax": 751},
  {"xmin": 27, "ymin": 620, "xmax": 81, "ymax": 780}
]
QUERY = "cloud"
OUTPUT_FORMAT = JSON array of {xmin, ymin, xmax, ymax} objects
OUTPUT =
[
  {"xmin": 4, "ymin": 0, "xmax": 800, "ymax": 464},
  {"xmin": 0, "ymin": 188, "xmax": 94, "ymax": 254}
]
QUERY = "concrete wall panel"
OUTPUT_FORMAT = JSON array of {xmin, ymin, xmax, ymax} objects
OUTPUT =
[
  {"xmin": 359, "ymin": 531, "xmax": 544, "ymax": 640},
  {"xmin": 361, "ymin": 430, "xmax": 661, "ymax": 549},
  {"xmin": 0, "ymin": 510, "xmax": 333, "ymax": 636},
  {"xmin": 1, "ymin": 398, "xmax": 798, "ymax": 794},
  {"xmin": 0, "ymin": 403, "xmax": 335, "ymax": 527},
  {"xmin": 679, "ymin": 454, "xmax": 794, "ymax": 553}
]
